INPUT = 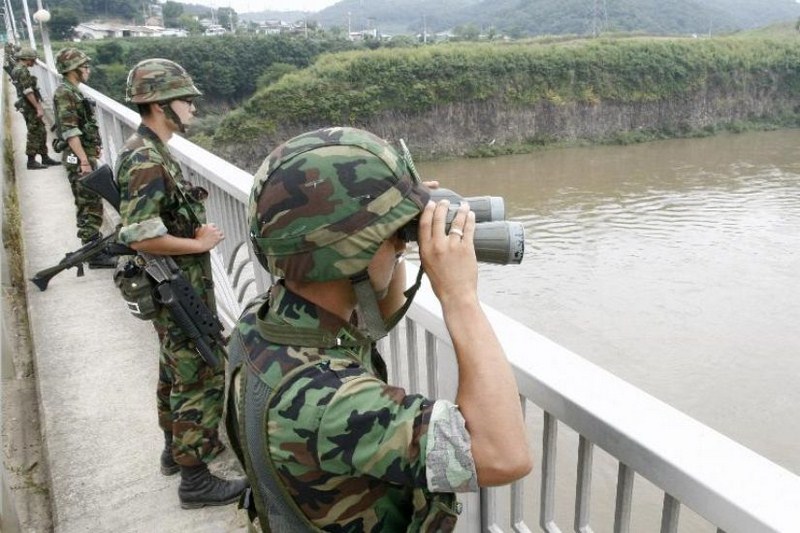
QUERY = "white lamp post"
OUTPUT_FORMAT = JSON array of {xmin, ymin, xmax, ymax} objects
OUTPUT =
[{"xmin": 32, "ymin": 8, "xmax": 54, "ymax": 71}]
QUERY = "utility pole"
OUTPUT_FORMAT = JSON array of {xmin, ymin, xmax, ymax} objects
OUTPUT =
[{"xmin": 422, "ymin": 14, "xmax": 427, "ymax": 43}]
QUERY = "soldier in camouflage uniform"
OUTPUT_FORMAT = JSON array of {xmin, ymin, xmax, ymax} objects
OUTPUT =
[
  {"xmin": 115, "ymin": 58, "xmax": 246, "ymax": 509},
  {"xmin": 227, "ymin": 127, "xmax": 532, "ymax": 531},
  {"xmin": 4, "ymin": 42, "xmax": 17, "ymax": 75},
  {"xmin": 10, "ymin": 47, "xmax": 60, "ymax": 170},
  {"xmin": 53, "ymin": 48, "xmax": 114, "ymax": 267}
]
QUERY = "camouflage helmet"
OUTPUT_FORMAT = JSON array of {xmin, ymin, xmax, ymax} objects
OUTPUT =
[
  {"xmin": 249, "ymin": 127, "xmax": 430, "ymax": 282},
  {"xmin": 17, "ymin": 47, "xmax": 37, "ymax": 60},
  {"xmin": 55, "ymin": 47, "xmax": 90, "ymax": 74},
  {"xmin": 125, "ymin": 58, "xmax": 201, "ymax": 104}
]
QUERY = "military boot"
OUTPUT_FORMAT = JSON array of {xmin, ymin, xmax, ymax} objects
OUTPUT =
[
  {"xmin": 41, "ymin": 154, "xmax": 61, "ymax": 166},
  {"xmin": 160, "ymin": 431, "xmax": 179, "ymax": 476},
  {"xmin": 26, "ymin": 156, "xmax": 46, "ymax": 170},
  {"xmin": 178, "ymin": 463, "xmax": 248, "ymax": 510}
]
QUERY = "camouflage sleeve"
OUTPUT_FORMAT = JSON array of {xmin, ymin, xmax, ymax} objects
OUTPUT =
[
  {"xmin": 316, "ymin": 373, "xmax": 434, "ymax": 488},
  {"xmin": 117, "ymin": 150, "xmax": 170, "ymax": 245},
  {"xmin": 54, "ymin": 88, "xmax": 82, "ymax": 139},
  {"xmin": 17, "ymin": 68, "xmax": 34, "ymax": 95},
  {"xmin": 424, "ymin": 400, "xmax": 479, "ymax": 493}
]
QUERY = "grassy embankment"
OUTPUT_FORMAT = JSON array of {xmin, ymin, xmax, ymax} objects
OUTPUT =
[{"xmin": 209, "ymin": 33, "xmax": 800, "ymax": 169}]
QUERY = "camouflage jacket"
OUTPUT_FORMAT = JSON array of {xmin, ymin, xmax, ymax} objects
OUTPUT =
[
  {"xmin": 116, "ymin": 124, "xmax": 215, "ymax": 339},
  {"xmin": 4, "ymin": 43, "xmax": 15, "ymax": 68},
  {"xmin": 11, "ymin": 63, "xmax": 38, "ymax": 102},
  {"xmin": 53, "ymin": 80, "xmax": 101, "ymax": 163},
  {"xmin": 229, "ymin": 282, "xmax": 476, "ymax": 532}
]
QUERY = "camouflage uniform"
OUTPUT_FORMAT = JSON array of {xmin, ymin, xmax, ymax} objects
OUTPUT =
[
  {"xmin": 227, "ymin": 127, "xmax": 476, "ymax": 531},
  {"xmin": 3, "ymin": 42, "xmax": 16, "ymax": 75},
  {"xmin": 53, "ymin": 49, "xmax": 104, "ymax": 244},
  {"xmin": 11, "ymin": 54, "xmax": 47, "ymax": 157},
  {"xmin": 116, "ymin": 124, "xmax": 225, "ymax": 467}
]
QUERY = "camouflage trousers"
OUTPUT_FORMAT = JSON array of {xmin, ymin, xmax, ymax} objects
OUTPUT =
[
  {"xmin": 67, "ymin": 167, "xmax": 104, "ymax": 243},
  {"xmin": 156, "ymin": 328, "xmax": 226, "ymax": 467},
  {"xmin": 21, "ymin": 107, "xmax": 46, "ymax": 156}
]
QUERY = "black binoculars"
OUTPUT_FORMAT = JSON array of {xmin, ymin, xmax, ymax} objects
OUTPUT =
[{"xmin": 398, "ymin": 188, "xmax": 525, "ymax": 265}]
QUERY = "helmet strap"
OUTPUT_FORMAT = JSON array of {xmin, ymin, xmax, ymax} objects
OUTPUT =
[
  {"xmin": 160, "ymin": 102, "xmax": 185, "ymax": 133},
  {"xmin": 350, "ymin": 265, "xmax": 425, "ymax": 342}
]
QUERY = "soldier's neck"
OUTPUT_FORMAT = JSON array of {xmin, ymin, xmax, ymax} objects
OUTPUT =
[
  {"xmin": 140, "ymin": 114, "xmax": 173, "ymax": 143},
  {"xmin": 285, "ymin": 278, "xmax": 356, "ymax": 323}
]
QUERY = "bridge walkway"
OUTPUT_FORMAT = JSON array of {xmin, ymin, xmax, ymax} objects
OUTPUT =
[{"xmin": 10, "ymin": 89, "xmax": 248, "ymax": 532}]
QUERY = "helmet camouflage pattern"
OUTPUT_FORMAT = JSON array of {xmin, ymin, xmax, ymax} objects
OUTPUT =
[
  {"xmin": 125, "ymin": 58, "xmax": 201, "ymax": 104},
  {"xmin": 56, "ymin": 47, "xmax": 90, "ymax": 74},
  {"xmin": 250, "ymin": 127, "xmax": 430, "ymax": 282},
  {"xmin": 17, "ymin": 47, "xmax": 37, "ymax": 60}
]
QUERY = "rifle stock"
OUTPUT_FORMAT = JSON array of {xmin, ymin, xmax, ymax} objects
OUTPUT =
[
  {"xmin": 80, "ymin": 164, "xmax": 119, "ymax": 212},
  {"xmin": 30, "ymin": 233, "xmax": 118, "ymax": 291}
]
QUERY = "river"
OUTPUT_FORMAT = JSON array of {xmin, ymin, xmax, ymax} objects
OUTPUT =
[{"xmin": 418, "ymin": 129, "xmax": 800, "ymax": 528}]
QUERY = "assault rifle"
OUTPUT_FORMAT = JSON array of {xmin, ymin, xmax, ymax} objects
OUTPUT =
[
  {"xmin": 29, "ymin": 232, "xmax": 131, "ymax": 291},
  {"xmin": 30, "ymin": 166, "xmax": 131, "ymax": 291},
  {"xmin": 80, "ymin": 164, "xmax": 224, "ymax": 369}
]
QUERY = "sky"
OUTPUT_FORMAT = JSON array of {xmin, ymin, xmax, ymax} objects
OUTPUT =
[{"xmin": 198, "ymin": 0, "xmax": 342, "ymax": 14}]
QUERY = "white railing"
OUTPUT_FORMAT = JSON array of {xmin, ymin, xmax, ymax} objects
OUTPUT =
[{"xmin": 35, "ymin": 63, "xmax": 800, "ymax": 533}]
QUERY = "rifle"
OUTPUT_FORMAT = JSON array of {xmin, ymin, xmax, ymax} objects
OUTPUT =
[
  {"xmin": 80, "ymin": 164, "xmax": 225, "ymax": 369},
  {"xmin": 29, "ymin": 233, "xmax": 132, "ymax": 291},
  {"xmin": 29, "ymin": 166, "xmax": 132, "ymax": 291},
  {"xmin": 140, "ymin": 252, "xmax": 222, "ymax": 368}
]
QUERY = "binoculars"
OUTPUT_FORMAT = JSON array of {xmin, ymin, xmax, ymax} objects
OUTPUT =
[{"xmin": 398, "ymin": 188, "xmax": 525, "ymax": 265}]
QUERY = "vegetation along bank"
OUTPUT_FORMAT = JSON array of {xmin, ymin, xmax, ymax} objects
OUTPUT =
[{"xmin": 206, "ymin": 36, "xmax": 800, "ymax": 172}]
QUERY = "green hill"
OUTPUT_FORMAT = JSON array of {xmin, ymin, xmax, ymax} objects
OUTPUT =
[{"xmin": 301, "ymin": 0, "xmax": 800, "ymax": 37}]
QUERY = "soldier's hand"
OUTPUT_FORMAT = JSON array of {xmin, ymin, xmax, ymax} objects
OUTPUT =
[
  {"xmin": 195, "ymin": 223, "xmax": 224, "ymax": 252},
  {"xmin": 418, "ymin": 200, "xmax": 478, "ymax": 307}
]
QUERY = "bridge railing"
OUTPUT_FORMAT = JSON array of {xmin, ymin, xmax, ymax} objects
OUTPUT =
[{"xmin": 34, "ymin": 64, "xmax": 800, "ymax": 533}]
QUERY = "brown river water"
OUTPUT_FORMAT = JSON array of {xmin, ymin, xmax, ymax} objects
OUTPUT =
[{"xmin": 417, "ymin": 129, "xmax": 800, "ymax": 529}]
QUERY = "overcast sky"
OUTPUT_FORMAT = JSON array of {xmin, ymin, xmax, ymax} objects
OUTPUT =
[{"xmin": 195, "ymin": 0, "xmax": 342, "ymax": 14}]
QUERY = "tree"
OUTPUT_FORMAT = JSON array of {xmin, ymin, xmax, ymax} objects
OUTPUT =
[
  {"xmin": 255, "ymin": 62, "xmax": 297, "ymax": 90},
  {"xmin": 95, "ymin": 40, "xmax": 123, "ymax": 64},
  {"xmin": 386, "ymin": 35, "xmax": 417, "ymax": 48},
  {"xmin": 49, "ymin": 7, "xmax": 80, "ymax": 41},
  {"xmin": 453, "ymin": 23, "xmax": 480, "ymax": 41},
  {"xmin": 178, "ymin": 14, "xmax": 202, "ymax": 35},
  {"xmin": 163, "ymin": 1, "xmax": 184, "ymax": 28},
  {"xmin": 217, "ymin": 7, "xmax": 237, "ymax": 31}
]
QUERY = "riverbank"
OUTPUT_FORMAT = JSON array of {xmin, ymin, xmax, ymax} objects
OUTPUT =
[{"xmin": 208, "ymin": 37, "xmax": 800, "ymax": 173}]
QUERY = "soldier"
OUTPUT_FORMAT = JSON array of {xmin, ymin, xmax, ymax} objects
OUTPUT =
[
  {"xmin": 115, "ymin": 58, "xmax": 246, "ymax": 509},
  {"xmin": 10, "ymin": 47, "xmax": 60, "ymax": 170},
  {"xmin": 53, "ymin": 48, "xmax": 114, "ymax": 267},
  {"xmin": 3, "ymin": 41, "xmax": 17, "ymax": 75},
  {"xmin": 226, "ymin": 127, "xmax": 532, "ymax": 530}
]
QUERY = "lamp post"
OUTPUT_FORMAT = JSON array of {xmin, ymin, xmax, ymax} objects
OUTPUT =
[{"xmin": 32, "ymin": 8, "xmax": 53, "ymax": 71}]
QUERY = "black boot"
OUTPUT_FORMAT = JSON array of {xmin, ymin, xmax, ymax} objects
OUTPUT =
[
  {"xmin": 27, "ymin": 156, "xmax": 46, "ymax": 170},
  {"xmin": 160, "ymin": 432, "xmax": 179, "ymax": 476},
  {"xmin": 41, "ymin": 154, "xmax": 61, "ymax": 166},
  {"xmin": 178, "ymin": 463, "xmax": 248, "ymax": 510}
]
